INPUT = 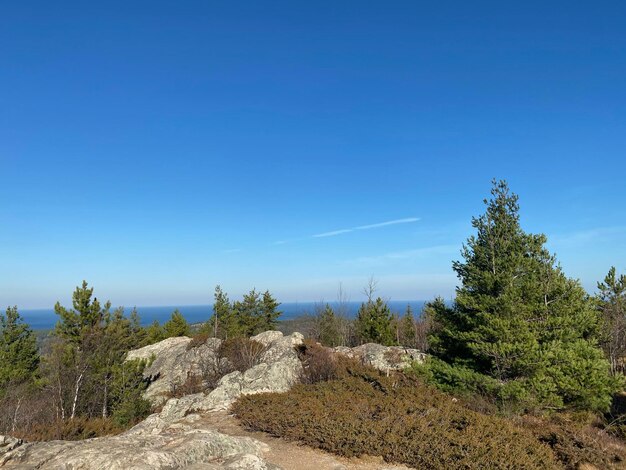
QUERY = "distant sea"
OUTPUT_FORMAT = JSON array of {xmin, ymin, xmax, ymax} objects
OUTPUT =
[{"xmin": 19, "ymin": 301, "xmax": 427, "ymax": 331}]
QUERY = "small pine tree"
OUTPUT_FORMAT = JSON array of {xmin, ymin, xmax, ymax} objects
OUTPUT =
[
  {"xmin": 110, "ymin": 359, "xmax": 151, "ymax": 427},
  {"xmin": 597, "ymin": 267, "xmax": 626, "ymax": 375},
  {"xmin": 399, "ymin": 304, "xmax": 417, "ymax": 348},
  {"xmin": 260, "ymin": 290, "xmax": 281, "ymax": 332},
  {"xmin": 318, "ymin": 304, "xmax": 342, "ymax": 347},
  {"xmin": 206, "ymin": 285, "xmax": 237, "ymax": 338},
  {"xmin": 145, "ymin": 320, "xmax": 165, "ymax": 344},
  {"xmin": 355, "ymin": 297, "xmax": 395, "ymax": 346},
  {"xmin": 232, "ymin": 289, "xmax": 262, "ymax": 336},
  {"xmin": 164, "ymin": 310, "xmax": 190, "ymax": 337},
  {"xmin": 0, "ymin": 306, "xmax": 39, "ymax": 391},
  {"xmin": 128, "ymin": 307, "xmax": 146, "ymax": 348}
]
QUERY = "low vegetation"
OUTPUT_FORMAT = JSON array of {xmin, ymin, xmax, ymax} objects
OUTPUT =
[{"xmin": 234, "ymin": 341, "xmax": 626, "ymax": 469}]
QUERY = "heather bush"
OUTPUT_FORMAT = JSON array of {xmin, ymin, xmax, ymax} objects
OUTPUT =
[
  {"xmin": 186, "ymin": 332, "xmax": 211, "ymax": 350},
  {"xmin": 520, "ymin": 414, "xmax": 625, "ymax": 469},
  {"xmin": 13, "ymin": 417, "xmax": 124, "ymax": 442},
  {"xmin": 233, "ymin": 371, "xmax": 561, "ymax": 469},
  {"xmin": 296, "ymin": 339, "xmax": 384, "ymax": 384},
  {"xmin": 218, "ymin": 337, "xmax": 266, "ymax": 372}
]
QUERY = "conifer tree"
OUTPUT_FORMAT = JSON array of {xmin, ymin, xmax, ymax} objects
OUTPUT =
[
  {"xmin": 260, "ymin": 290, "xmax": 281, "ymax": 332},
  {"xmin": 0, "ymin": 306, "xmax": 39, "ymax": 392},
  {"xmin": 597, "ymin": 267, "xmax": 626, "ymax": 375},
  {"xmin": 428, "ymin": 180, "xmax": 619, "ymax": 411},
  {"xmin": 164, "ymin": 310, "xmax": 190, "ymax": 337},
  {"xmin": 53, "ymin": 281, "xmax": 111, "ymax": 419},
  {"xmin": 129, "ymin": 307, "xmax": 146, "ymax": 347},
  {"xmin": 354, "ymin": 297, "xmax": 395, "ymax": 346},
  {"xmin": 145, "ymin": 320, "xmax": 165, "ymax": 344},
  {"xmin": 206, "ymin": 285, "xmax": 236, "ymax": 338},
  {"xmin": 317, "ymin": 304, "xmax": 342, "ymax": 347},
  {"xmin": 232, "ymin": 290, "xmax": 260, "ymax": 337},
  {"xmin": 399, "ymin": 304, "xmax": 417, "ymax": 348}
]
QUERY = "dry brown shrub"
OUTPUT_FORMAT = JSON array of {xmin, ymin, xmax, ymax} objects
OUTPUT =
[
  {"xmin": 233, "ymin": 371, "xmax": 562, "ymax": 469},
  {"xmin": 219, "ymin": 337, "xmax": 266, "ymax": 372},
  {"xmin": 296, "ymin": 339, "xmax": 382, "ymax": 384},
  {"xmin": 520, "ymin": 414, "xmax": 626, "ymax": 469},
  {"xmin": 167, "ymin": 373, "xmax": 205, "ymax": 399},
  {"xmin": 186, "ymin": 332, "xmax": 211, "ymax": 350},
  {"xmin": 14, "ymin": 417, "xmax": 123, "ymax": 442}
]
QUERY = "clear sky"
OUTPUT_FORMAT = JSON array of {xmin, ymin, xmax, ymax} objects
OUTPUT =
[{"xmin": 1, "ymin": 1, "xmax": 625, "ymax": 309}]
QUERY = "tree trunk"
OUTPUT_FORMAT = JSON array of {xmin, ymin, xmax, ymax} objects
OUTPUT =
[{"xmin": 71, "ymin": 370, "xmax": 86, "ymax": 420}]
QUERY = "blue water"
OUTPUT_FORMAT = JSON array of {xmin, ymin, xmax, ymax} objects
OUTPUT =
[{"xmin": 18, "ymin": 301, "xmax": 427, "ymax": 330}]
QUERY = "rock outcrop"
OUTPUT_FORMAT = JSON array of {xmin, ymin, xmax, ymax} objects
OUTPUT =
[
  {"xmin": 126, "ymin": 336, "xmax": 223, "ymax": 405},
  {"xmin": 0, "ymin": 418, "xmax": 278, "ymax": 469},
  {"xmin": 0, "ymin": 331, "xmax": 427, "ymax": 469},
  {"xmin": 333, "ymin": 343, "xmax": 426, "ymax": 372},
  {"xmin": 158, "ymin": 331, "xmax": 304, "ymax": 416},
  {"xmin": 0, "ymin": 331, "xmax": 305, "ymax": 469}
]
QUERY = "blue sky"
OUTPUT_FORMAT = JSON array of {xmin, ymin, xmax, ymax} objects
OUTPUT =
[{"xmin": 1, "ymin": 1, "xmax": 625, "ymax": 309}]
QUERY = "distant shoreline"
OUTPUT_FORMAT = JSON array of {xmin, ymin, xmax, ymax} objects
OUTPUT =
[{"xmin": 18, "ymin": 301, "xmax": 428, "ymax": 331}]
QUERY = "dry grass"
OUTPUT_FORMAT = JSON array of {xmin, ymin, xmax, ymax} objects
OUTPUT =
[{"xmin": 12, "ymin": 417, "xmax": 124, "ymax": 442}]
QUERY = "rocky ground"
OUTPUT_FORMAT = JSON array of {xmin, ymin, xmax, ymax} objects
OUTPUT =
[{"xmin": 0, "ymin": 331, "xmax": 423, "ymax": 469}]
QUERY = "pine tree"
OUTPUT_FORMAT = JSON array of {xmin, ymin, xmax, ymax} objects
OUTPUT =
[
  {"xmin": 53, "ymin": 281, "xmax": 111, "ymax": 419},
  {"xmin": 354, "ymin": 297, "xmax": 395, "ymax": 346},
  {"xmin": 0, "ymin": 306, "xmax": 39, "ymax": 391},
  {"xmin": 260, "ymin": 290, "xmax": 281, "ymax": 332},
  {"xmin": 232, "ymin": 289, "xmax": 262, "ymax": 336},
  {"xmin": 428, "ymin": 180, "xmax": 619, "ymax": 411},
  {"xmin": 164, "ymin": 310, "xmax": 190, "ymax": 337},
  {"xmin": 129, "ymin": 307, "xmax": 146, "ymax": 347},
  {"xmin": 399, "ymin": 304, "xmax": 417, "ymax": 348},
  {"xmin": 145, "ymin": 320, "xmax": 165, "ymax": 344},
  {"xmin": 205, "ymin": 285, "xmax": 236, "ymax": 338},
  {"xmin": 597, "ymin": 267, "xmax": 626, "ymax": 375},
  {"xmin": 317, "ymin": 304, "xmax": 342, "ymax": 347}
]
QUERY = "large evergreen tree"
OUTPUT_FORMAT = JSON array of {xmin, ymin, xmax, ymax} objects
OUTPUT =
[{"xmin": 428, "ymin": 180, "xmax": 619, "ymax": 411}]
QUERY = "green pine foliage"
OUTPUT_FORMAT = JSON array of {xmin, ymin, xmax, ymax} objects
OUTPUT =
[
  {"xmin": 399, "ymin": 304, "xmax": 417, "ymax": 348},
  {"xmin": 163, "ymin": 310, "xmax": 190, "ymax": 337},
  {"xmin": 317, "ymin": 304, "xmax": 342, "ymax": 347},
  {"xmin": 208, "ymin": 287, "xmax": 282, "ymax": 338},
  {"xmin": 205, "ymin": 285, "xmax": 236, "ymax": 338},
  {"xmin": 110, "ymin": 359, "xmax": 151, "ymax": 427},
  {"xmin": 427, "ymin": 180, "xmax": 620, "ymax": 412},
  {"xmin": 354, "ymin": 297, "xmax": 395, "ymax": 346},
  {"xmin": 261, "ymin": 290, "xmax": 281, "ymax": 331},
  {"xmin": 0, "ymin": 306, "xmax": 40, "ymax": 391},
  {"xmin": 597, "ymin": 267, "xmax": 626, "ymax": 375},
  {"xmin": 145, "ymin": 320, "xmax": 166, "ymax": 344},
  {"xmin": 50, "ymin": 281, "xmax": 152, "ymax": 421}
]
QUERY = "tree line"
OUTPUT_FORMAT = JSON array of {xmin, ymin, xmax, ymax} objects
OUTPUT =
[{"xmin": 0, "ymin": 283, "xmax": 282, "ymax": 439}]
